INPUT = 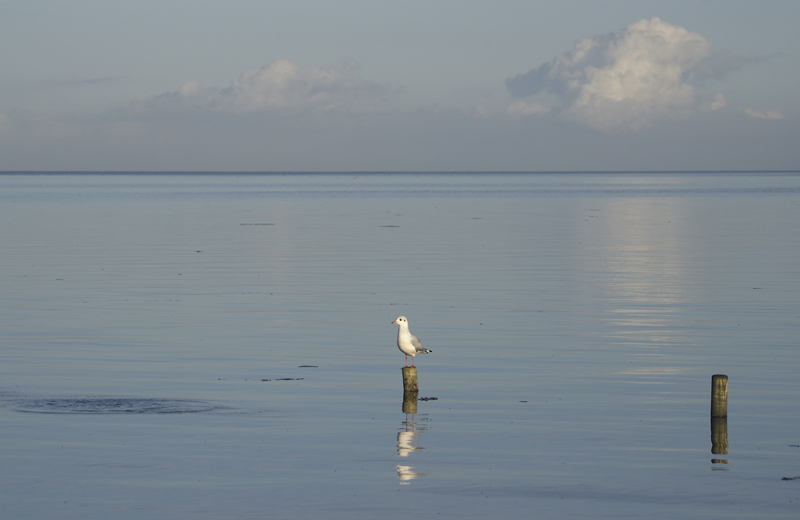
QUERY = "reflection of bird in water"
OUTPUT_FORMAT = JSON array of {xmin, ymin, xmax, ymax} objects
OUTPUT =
[
  {"xmin": 396, "ymin": 465, "xmax": 424, "ymax": 484},
  {"xmin": 391, "ymin": 316, "xmax": 432, "ymax": 367},
  {"xmin": 397, "ymin": 430, "xmax": 422, "ymax": 458},
  {"xmin": 396, "ymin": 416, "xmax": 427, "ymax": 484}
]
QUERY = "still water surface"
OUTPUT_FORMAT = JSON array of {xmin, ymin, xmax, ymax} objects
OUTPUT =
[{"xmin": 1, "ymin": 172, "xmax": 799, "ymax": 518}]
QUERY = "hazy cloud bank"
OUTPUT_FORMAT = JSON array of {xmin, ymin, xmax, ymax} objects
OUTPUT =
[
  {"xmin": 745, "ymin": 108, "xmax": 785, "ymax": 120},
  {"xmin": 1, "ymin": 15, "xmax": 795, "ymax": 172},
  {"xmin": 506, "ymin": 17, "xmax": 731, "ymax": 132},
  {"xmin": 128, "ymin": 60, "xmax": 389, "ymax": 115}
]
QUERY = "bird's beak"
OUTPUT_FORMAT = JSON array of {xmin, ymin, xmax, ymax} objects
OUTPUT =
[{"xmin": 391, "ymin": 320, "xmax": 397, "ymax": 324}]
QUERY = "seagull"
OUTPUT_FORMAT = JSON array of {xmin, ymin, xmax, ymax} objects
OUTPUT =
[{"xmin": 391, "ymin": 316, "xmax": 432, "ymax": 367}]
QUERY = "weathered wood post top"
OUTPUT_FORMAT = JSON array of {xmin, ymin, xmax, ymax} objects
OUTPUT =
[
  {"xmin": 711, "ymin": 374, "xmax": 728, "ymax": 418},
  {"xmin": 402, "ymin": 366, "xmax": 419, "ymax": 393},
  {"xmin": 401, "ymin": 366, "xmax": 419, "ymax": 414}
]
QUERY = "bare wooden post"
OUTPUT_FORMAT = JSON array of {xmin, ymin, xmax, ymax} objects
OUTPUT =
[
  {"xmin": 711, "ymin": 374, "xmax": 728, "ymax": 418},
  {"xmin": 402, "ymin": 367, "xmax": 418, "ymax": 414}
]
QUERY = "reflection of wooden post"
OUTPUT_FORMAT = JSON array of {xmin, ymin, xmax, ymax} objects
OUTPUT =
[
  {"xmin": 402, "ymin": 367, "xmax": 418, "ymax": 414},
  {"xmin": 711, "ymin": 374, "xmax": 728, "ymax": 418},
  {"xmin": 711, "ymin": 417, "xmax": 729, "ymax": 456}
]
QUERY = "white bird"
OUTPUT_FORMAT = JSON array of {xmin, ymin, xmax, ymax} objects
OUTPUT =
[{"xmin": 391, "ymin": 316, "xmax": 432, "ymax": 367}]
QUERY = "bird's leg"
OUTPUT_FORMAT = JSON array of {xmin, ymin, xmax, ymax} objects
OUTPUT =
[{"xmin": 404, "ymin": 354, "xmax": 408, "ymax": 367}]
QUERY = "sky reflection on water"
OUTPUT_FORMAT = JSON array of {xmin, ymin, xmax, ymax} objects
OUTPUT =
[{"xmin": 1, "ymin": 172, "xmax": 798, "ymax": 519}]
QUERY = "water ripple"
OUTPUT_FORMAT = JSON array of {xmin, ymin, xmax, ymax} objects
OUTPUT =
[{"xmin": 12, "ymin": 396, "xmax": 226, "ymax": 415}]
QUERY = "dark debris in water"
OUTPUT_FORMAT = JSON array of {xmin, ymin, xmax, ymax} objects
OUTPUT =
[
  {"xmin": 418, "ymin": 397, "xmax": 438, "ymax": 401},
  {"xmin": 298, "ymin": 365, "xmax": 318, "ymax": 368},
  {"xmin": 261, "ymin": 378, "xmax": 305, "ymax": 381},
  {"xmin": 781, "ymin": 476, "xmax": 800, "ymax": 481},
  {"xmin": 14, "ymin": 397, "xmax": 223, "ymax": 415}
]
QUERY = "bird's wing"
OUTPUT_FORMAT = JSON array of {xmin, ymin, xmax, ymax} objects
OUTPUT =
[{"xmin": 410, "ymin": 334, "xmax": 425, "ymax": 352}]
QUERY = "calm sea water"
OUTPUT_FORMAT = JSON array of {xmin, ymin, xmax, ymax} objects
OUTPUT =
[{"xmin": 1, "ymin": 172, "xmax": 798, "ymax": 519}]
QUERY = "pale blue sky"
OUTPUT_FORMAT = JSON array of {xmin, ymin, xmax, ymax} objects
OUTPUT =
[{"xmin": 1, "ymin": 0, "xmax": 798, "ymax": 171}]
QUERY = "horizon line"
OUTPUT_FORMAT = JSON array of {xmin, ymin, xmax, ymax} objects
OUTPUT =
[{"xmin": 1, "ymin": 169, "xmax": 799, "ymax": 175}]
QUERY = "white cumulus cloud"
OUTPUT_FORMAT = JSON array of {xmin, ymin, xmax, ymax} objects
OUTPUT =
[{"xmin": 506, "ymin": 17, "xmax": 727, "ymax": 131}]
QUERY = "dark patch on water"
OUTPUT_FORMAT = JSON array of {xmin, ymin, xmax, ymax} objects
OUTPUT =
[{"xmin": 13, "ymin": 396, "xmax": 225, "ymax": 415}]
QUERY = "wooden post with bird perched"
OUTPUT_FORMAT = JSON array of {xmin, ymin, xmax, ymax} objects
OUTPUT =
[
  {"xmin": 402, "ymin": 366, "xmax": 419, "ymax": 393},
  {"xmin": 402, "ymin": 366, "xmax": 419, "ymax": 414},
  {"xmin": 392, "ymin": 316, "xmax": 430, "ymax": 411}
]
